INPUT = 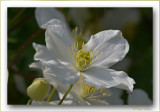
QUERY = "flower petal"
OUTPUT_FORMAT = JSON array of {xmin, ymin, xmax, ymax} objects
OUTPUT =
[
  {"xmin": 81, "ymin": 66, "xmax": 135, "ymax": 92},
  {"xmin": 44, "ymin": 70, "xmax": 88, "ymax": 105},
  {"xmin": 32, "ymin": 42, "xmax": 57, "ymax": 62},
  {"xmin": 128, "ymin": 89, "xmax": 152, "ymax": 105},
  {"xmin": 29, "ymin": 100, "xmax": 74, "ymax": 105},
  {"xmin": 35, "ymin": 8, "xmax": 66, "ymax": 29},
  {"xmin": 44, "ymin": 72, "xmax": 70, "ymax": 94},
  {"xmin": 58, "ymin": 91, "xmax": 88, "ymax": 105},
  {"xmin": 44, "ymin": 19, "xmax": 75, "ymax": 65},
  {"xmin": 29, "ymin": 61, "xmax": 42, "ymax": 70},
  {"xmin": 43, "ymin": 60, "xmax": 80, "ymax": 85},
  {"xmin": 85, "ymin": 30, "xmax": 129, "ymax": 68}
]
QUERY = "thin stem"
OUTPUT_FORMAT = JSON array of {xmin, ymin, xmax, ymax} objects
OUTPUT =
[
  {"xmin": 8, "ymin": 11, "xmax": 34, "ymax": 35},
  {"xmin": 8, "ymin": 8, "xmax": 26, "ymax": 27},
  {"xmin": 58, "ymin": 84, "xmax": 73, "ymax": 105},
  {"xmin": 47, "ymin": 88, "xmax": 56, "ymax": 102},
  {"xmin": 8, "ymin": 29, "xmax": 43, "ymax": 69},
  {"xmin": 29, "ymin": 99, "xmax": 33, "ymax": 105}
]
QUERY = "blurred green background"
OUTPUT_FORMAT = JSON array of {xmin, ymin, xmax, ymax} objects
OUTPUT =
[{"xmin": 7, "ymin": 8, "xmax": 153, "ymax": 104}]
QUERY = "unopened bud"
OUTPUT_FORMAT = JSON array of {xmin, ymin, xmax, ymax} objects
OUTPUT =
[{"xmin": 27, "ymin": 78, "xmax": 51, "ymax": 101}]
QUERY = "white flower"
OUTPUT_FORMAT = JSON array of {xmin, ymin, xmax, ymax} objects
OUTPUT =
[
  {"xmin": 57, "ymin": 82, "xmax": 125, "ymax": 105},
  {"xmin": 30, "ymin": 19, "xmax": 135, "ymax": 93},
  {"xmin": 128, "ymin": 89, "xmax": 152, "ymax": 105},
  {"xmin": 58, "ymin": 76, "xmax": 112, "ymax": 105}
]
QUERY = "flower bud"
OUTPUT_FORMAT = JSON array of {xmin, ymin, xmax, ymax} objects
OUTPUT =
[{"xmin": 27, "ymin": 78, "xmax": 51, "ymax": 101}]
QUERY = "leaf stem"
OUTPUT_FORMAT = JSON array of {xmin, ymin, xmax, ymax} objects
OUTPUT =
[
  {"xmin": 47, "ymin": 88, "xmax": 56, "ymax": 102},
  {"xmin": 58, "ymin": 84, "xmax": 73, "ymax": 105}
]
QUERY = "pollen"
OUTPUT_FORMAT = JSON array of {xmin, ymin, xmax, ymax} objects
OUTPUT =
[
  {"xmin": 75, "ymin": 43, "xmax": 93, "ymax": 71},
  {"xmin": 68, "ymin": 27, "xmax": 99, "ymax": 71}
]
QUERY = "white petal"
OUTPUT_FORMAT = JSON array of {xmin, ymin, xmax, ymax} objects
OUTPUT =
[
  {"xmin": 43, "ymin": 61, "xmax": 80, "ymax": 85},
  {"xmin": 44, "ymin": 72, "xmax": 88, "ymax": 105},
  {"xmin": 85, "ymin": 30, "xmax": 129, "ymax": 67},
  {"xmin": 30, "ymin": 43, "xmax": 58, "ymax": 71},
  {"xmin": 28, "ymin": 100, "xmax": 74, "ymax": 105},
  {"xmin": 44, "ymin": 73, "xmax": 70, "ymax": 94},
  {"xmin": 58, "ymin": 92, "xmax": 73, "ymax": 100},
  {"xmin": 44, "ymin": 19, "xmax": 75, "ymax": 65},
  {"xmin": 81, "ymin": 66, "xmax": 135, "ymax": 92},
  {"xmin": 58, "ymin": 91, "xmax": 88, "ymax": 105},
  {"xmin": 35, "ymin": 8, "xmax": 66, "ymax": 29},
  {"xmin": 53, "ymin": 100, "xmax": 75, "ymax": 105},
  {"xmin": 32, "ymin": 43, "xmax": 57, "ymax": 62},
  {"xmin": 29, "ymin": 61, "xmax": 42, "ymax": 70},
  {"xmin": 128, "ymin": 89, "xmax": 152, "ymax": 105},
  {"xmin": 28, "ymin": 100, "xmax": 56, "ymax": 105}
]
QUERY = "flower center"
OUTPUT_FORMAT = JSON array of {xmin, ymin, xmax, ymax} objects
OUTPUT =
[
  {"xmin": 68, "ymin": 27, "xmax": 99, "ymax": 71},
  {"xmin": 75, "ymin": 45, "xmax": 93, "ymax": 71}
]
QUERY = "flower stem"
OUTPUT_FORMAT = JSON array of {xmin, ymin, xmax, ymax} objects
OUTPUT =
[
  {"xmin": 29, "ymin": 99, "xmax": 33, "ymax": 105},
  {"xmin": 47, "ymin": 88, "xmax": 56, "ymax": 102},
  {"xmin": 8, "ymin": 8, "xmax": 26, "ymax": 27},
  {"xmin": 58, "ymin": 84, "xmax": 73, "ymax": 105},
  {"xmin": 8, "ymin": 29, "xmax": 43, "ymax": 69}
]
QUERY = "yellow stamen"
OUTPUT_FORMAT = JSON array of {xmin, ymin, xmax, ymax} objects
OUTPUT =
[
  {"xmin": 76, "ymin": 75, "xmax": 111, "ymax": 99},
  {"xmin": 70, "ymin": 27, "xmax": 100, "ymax": 71}
]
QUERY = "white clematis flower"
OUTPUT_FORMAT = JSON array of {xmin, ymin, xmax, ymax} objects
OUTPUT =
[
  {"xmin": 30, "ymin": 19, "xmax": 135, "ymax": 93},
  {"xmin": 58, "ymin": 86, "xmax": 124, "ymax": 105},
  {"xmin": 58, "ymin": 76, "xmax": 111, "ymax": 105}
]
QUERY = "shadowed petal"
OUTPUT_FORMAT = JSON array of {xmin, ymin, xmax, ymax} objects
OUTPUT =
[
  {"xmin": 81, "ymin": 66, "xmax": 135, "ymax": 92},
  {"xmin": 32, "ymin": 43, "xmax": 57, "ymax": 62},
  {"xmin": 35, "ymin": 8, "xmax": 66, "ymax": 29},
  {"xmin": 43, "ymin": 60, "xmax": 80, "ymax": 85},
  {"xmin": 44, "ymin": 19, "xmax": 75, "ymax": 65},
  {"xmin": 29, "ymin": 61, "xmax": 42, "ymax": 70},
  {"xmin": 29, "ymin": 100, "xmax": 74, "ymax": 105}
]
